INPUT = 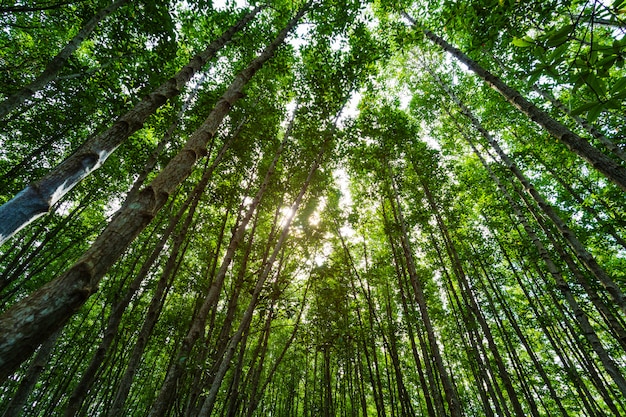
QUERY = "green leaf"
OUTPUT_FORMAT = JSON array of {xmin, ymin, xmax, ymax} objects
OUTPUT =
[
  {"xmin": 529, "ymin": 71, "xmax": 541, "ymax": 86},
  {"xmin": 604, "ymin": 99, "xmax": 621, "ymax": 110},
  {"xmin": 613, "ymin": 76, "xmax": 626, "ymax": 93},
  {"xmin": 597, "ymin": 54, "xmax": 617, "ymax": 70},
  {"xmin": 587, "ymin": 103, "xmax": 604, "ymax": 122},
  {"xmin": 572, "ymin": 72, "xmax": 587, "ymax": 92},
  {"xmin": 547, "ymin": 44, "xmax": 568, "ymax": 65},
  {"xmin": 586, "ymin": 73, "xmax": 607, "ymax": 96},
  {"xmin": 512, "ymin": 37, "xmax": 533, "ymax": 47},
  {"xmin": 546, "ymin": 24, "xmax": 574, "ymax": 46},
  {"xmin": 571, "ymin": 101, "xmax": 598, "ymax": 116}
]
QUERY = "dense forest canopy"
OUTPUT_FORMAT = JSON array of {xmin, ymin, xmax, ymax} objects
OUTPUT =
[{"xmin": 0, "ymin": 0, "xmax": 625, "ymax": 415}]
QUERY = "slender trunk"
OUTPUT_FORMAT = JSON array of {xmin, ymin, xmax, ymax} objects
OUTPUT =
[
  {"xmin": 472, "ymin": 248, "xmax": 569, "ymax": 416},
  {"xmin": 1, "ymin": 329, "xmax": 61, "ymax": 417},
  {"xmin": 407, "ymin": 17, "xmax": 626, "ymax": 192},
  {"xmin": 465, "ymin": 130, "xmax": 626, "ymax": 398},
  {"xmin": 486, "ymin": 49, "xmax": 626, "ymax": 163},
  {"xmin": 244, "ymin": 281, "xmax": 310, "ymax": 417},
  {"xmin": 527, "ymin": 148, "xmax": 626, "ymax": 249},
  {"xmin": 0, "ymin": 6, "xmax": 263, "ymax": 245},
  {"xmin": 382, "ymin": 280, "xmax": 416, "ymax": 417},
  {"xmin": 395, "ymin": 261, "xmax": 439, "ymax": 416},
  {"xmin": 197, "ymin": 131, "xmax": 326, "ymax": 417},
  {"xmin": 183, "ymin": 207, "xmax": 259, "ymax": 417},
  {"xmin": 418, "ymin": 175, "xmax": 527, "ymax": 417},
  {"xmin": 491, "ymin": 228, "xmax": 604, "ymax": 417},
  {"xmin": 532, "ymin": 85, "xmax": 626, "ymax": 163},
  {"xmin": 380, "ymin": 209, "xmax": 441, "ymax": 417},
  {"xmin": 0, "ymin": 0, "xmax": 129, "ymax": 118},
  {"xmin": 148, "ymin": 114, "xmax": 306, "ymax": 417},
  {"xmin": 441, "ymin": 268, "xmax": 498, "ymax": 417},
  {"xmin": 0, "ymin": 5, "xmax": 302, "ymax": 380},
  {"xmin": 386, "ymin": 172, "xmax": 462, "ymax": 417},
  {"xmin": 63, "ymin": 156, "xmax": 217, "ymax": 416},
  {"xmin": 350, "ymin": 257, "xmax": 388, "ymax": 417},
  {"xmin": 433, "ymin": 72, "xmax": 626, "ymax": 317},
  {"xmin": 224, "ymin": 315, "xmax": 254, "ymax": 417},
  {"xmin": 0, "ymin": 194, "xmax": 90, "ymax": 292}
]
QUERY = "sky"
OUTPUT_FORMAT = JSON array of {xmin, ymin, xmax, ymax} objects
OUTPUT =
[{"xmin": 212, "ymin": 0, "xmax": 248, "ymax": 9}]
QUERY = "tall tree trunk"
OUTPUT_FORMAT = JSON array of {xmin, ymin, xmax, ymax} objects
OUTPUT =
[
  {"xmin": 485, "ymin": 49, "xmax": 626, "ymax": 163},
  {"xmin": 379, "ymin": 209, "xmax": 443, "ymax": 417},
  {"xmin": 526, "ymin": 147, "xmax": 626, "ymax": 250},
  {"xmin": 491, "ymin": 225, "xmax": 606, "ymax": 416},
  {"xmin": 0, "ymin": 4, "xmax": 302, "ymax": 381},
  {"xmin": 0, "ymin": 0, "xmax": 129, "ymax": 119},
  {"xmin": 471, "ymin": 247, "xmax": 570, "ymax": 416},
  {"xmin": 0, "ymin": 329, "xmax": 61, "ymax": 417},
  {"xmin": 147, "ymin": 106, "xmax": 307, "ymax": 417},
  {"xmin": 433, "ymin": 72, "xmax": 626, "ymax": 318},
  {"xmin": 196, "ymin": 132, "xmax": 327, "ymax": 417},
  {"xmin": 243, "ymin": 280, "xmax": 310, "ymax": 417},
  {"xmin": 417, "ymin": 173, "xmax": 527, "ymax": 417},
  {"xmin": 386, "ymin": 169, "xmax": 462, "ymax": 417},
  {"xmin": 464, "ymin": 128, "xmax": 626, "ymax": 398},
  {"xmin": 0, "ymin": 5, "xmax": 263, "ymax": 245},
  {"xmin": 62, "ymin": 157, "xmax": 213, "ymax": 417},
  {"xmin": 405, "ymin": 15, "xmax": 626, "ymax": 192}
]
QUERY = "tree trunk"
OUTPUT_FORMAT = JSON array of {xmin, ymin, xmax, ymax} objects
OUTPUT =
[
  {"xmin": 0, "ymin": 329, "xmax": 61, "ymax": 417},
  {"xmin": 406, "ymin": 15, "xmax": 626, "ymax": 192},
  {"xmin": 197, "ymin": 130, "xmax": 327, "ymax": 417},
  {"xmin": 433, "ymin": 71, "xmax": 626, "ymax": 317},
  {"xmin": 147, "ymin": 104, "xmax": 308, "ymax": 417},
  {"xmin": 0, "ymin": 4, "xmax": 301, "ymax": 381},
  {"xmin": 386, "ymin": 170, "xmax": 462, "ymax": 417},
  {"xmin": 464, "ymin": 128, "xmax": 626, "ymax": 398},
  {"xmin": 63, "ymin": 168, "xmax": 209, "ymax": 416},
  {"xmin": 0, "ymin": 0, "xmax": 130, "ymax": 119},
  {"xmin": 0, "ymin": 5, "xmax": 263, "ymax": 245},
  {"xmin": 418, "ymin": 174, "xmax": 527, "ymax": 417},
  {"xmin": 243, "ymin": 280, "xmax": 310, "ymax": 417}
]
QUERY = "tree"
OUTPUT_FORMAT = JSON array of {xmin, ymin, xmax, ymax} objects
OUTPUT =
[{"xmin": 1, "ymin": 0, "xmax": 626, "ymax": 416}]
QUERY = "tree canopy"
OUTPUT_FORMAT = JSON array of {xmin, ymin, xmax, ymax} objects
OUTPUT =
[{"xmin": 1, "ymin": 0, "xmax": 626, "ymax": 415}]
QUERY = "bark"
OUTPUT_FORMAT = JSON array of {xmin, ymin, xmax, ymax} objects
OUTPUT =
[
  {"xmin": 418, "ymin": 175, "xmax": 527, "ymax": 417},
  {"xmin": 382, "ymin": 281, "xmax": 417, "ymax": 417},
  {"xmin": 0, "ymin": 3, "xmax": 296, "ymax": 381},
  {"xmin": 243, "ymin": 280, "xmax": 310, "ymax": 417},
  {"xmin": 486, "ymin": 49, "xmax": 626, "ymax": 163},
  {"xmin": 62, "ymin": 158, "xmax": 212, "ymax": 416},
  {"xmin": 347, "ymin": 222, "xmax": 411, "ymax": 417},
  {"xmin": 472, "ymin": 250, "xmax": 569, "ymax": 416},
  {"xmin": 0, "ymin": 1, "xmax": 79, "ymax": 14},
  {"xmin": 348, "ymin": 248, "xmax": 391, "ymax": 417},
  {"xmin": 442, "ymin": 272, "xmax": 498, "ymax": 417},
  {"xmin": 531, "ymin": 85, "xmax": 626, "ymax": 163},
  {"xmin": 380, "ymin": 209, "xmax": 443, "ymax": 417},
  {"xmin": 0, "ymin": 0, "xmax": 129, "ymax": 118},
  {"xmin": 405, "ymin": 14, "xmax": 626, "ymax": 192},
  {"xmin": 0, "ymin": 194, "xmax": 89, "ymax": 292},
  {"xmin": 182, "ymin": 206, "xmax": 258, "ymax": 417},
  {"xmin": 147, "ymin": 105, "xmax": 306, "ymax": 417},
  {"xmin": 492, "ymin": 230, "xmax": 604, "ymax": 417},
  {"xmin": 527, "ymin": 148, "xmax": 626, "ymax": 250},
  {"xmin": 0, "ymin": 5, "xmax": 263, "ymax": 245},
  {"xmin": 224, "ymin": 314, "xmax": 254, "ymax": 417},
  {"xmin": 395, "ymin": 259, "xmax": 439, "ymax": 417}
]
